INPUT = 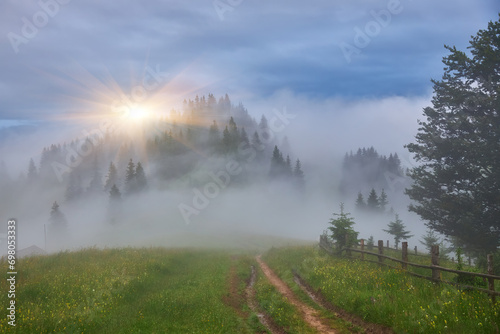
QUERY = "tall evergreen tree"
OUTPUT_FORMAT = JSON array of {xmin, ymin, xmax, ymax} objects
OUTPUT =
[
  {"xmin": 208, "ymin": 120, "xmax": 220, "ymax": 146},
  {"xmin": 104, "ymin": 162, "xmax": 118, "ymax": 192},
  {"xmin": 252, "ymin": 131, "xmax": 264, "ymax": 151},
  {"xmin": 379, "ymin": 189, "xmax": 388, "ymax": 213},
  {"xmin": 108, "ymin": 184, "xmax": 122, "ymax": 225},
  {"xmin": 222, "ymin": 126, "xmax": 232, "ymax": 153},
  {"xmin": 420, "ymin": 229, "xmax": 441, "ymax": 254},
  {"xmin": 293, "ymin": 159, "xmax": 305, "ymax": 191},
  {"xmin": 49, "ymin": 201, "xmax": 67, "ymax": 228},
  {"xmin": 270, "ymin": 145, "xmax": 285, "ymax": 178},
  {"xmin": 383, "ymin": 214, "xmax": 413, "ymax": 249},
  {"xmin": 135, "ymin": 162, "xmax": 147, "ymax": 192},
  {"xmin": 328, "ymin": 203, "xmax": 359, "ymax": 252},
  {"xmin": 355, "ymin": 192, "xmax": 366, "ymax": 211},
  {"xmin": 240, "ymin": 127, "xmax": 249, "ymax": 145},
  {"xmin": 125, "ymin": 159, "xmax": 136, "ymax": 194},
  {"xmin": 366, "ymin": 188, "xmax": 379, "ymax": 211},
  {"xmin": 405, "ymin": 15, "xmax": 500, "ymax": 254}
]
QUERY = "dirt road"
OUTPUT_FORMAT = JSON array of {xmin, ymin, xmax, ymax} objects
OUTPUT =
[{"xmin": 256, "ymin": 255, "xmax": 336, "ymax": 334}]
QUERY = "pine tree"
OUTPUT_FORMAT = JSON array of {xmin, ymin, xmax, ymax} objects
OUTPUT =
[
  {"xmin": 222, "ymin": 126, "xmax": 232, "ymax": 153},
  {"xmin": 108, "ymin": 184, "xmax": 122, "ymax": 225},
  {"xmin": 355, "ymin": 192, "xmax": 366, "ymax": 211},
  {"xmin": 366, "ymin": 188, "xmax": 379, "ymax": 211},
  {"xmin": 328, "ymin": 203, "xmax": 359, "ymax": 252},
  {"xmin": 240, "ymin": 127, "xmax": 249, "ymax": 145},
  {"xmin": 47, "ymin": 200, "xmax": 68, "ymax": 248},
  {"xmin": 293, "ymin": 159, "xmax": 305, "ymax": 191},
  {"xmin": 135, "ymin": 162, "xmax": 147, "ymax": 192},
  {"xmin": 104, "ymin": 162, "xmax": 118, "ymax": 192},
  {"xmin": 109, "ymin": 184, "xmax": 121, "ymax": 201},
  {"xmin": 49, "ymin": 201, "xmax": 67, "ymax": 228},
  {"xmin": 405, "ymin": 16, "xmax": 500, "ymax": 254},
  {"xmin": 208, "ymin": 120, "xmax": 220, "ymax": 146},
  {"xmin": 367, "ymin": 235, "xmax": 375, "ymax": 251},
  {"xmin": 252, "ymin": 131, "xmax": 264, "ymax": 151},
  {"xmin": 125, "ymin": 159, "xmax": 136, "ymax": 194},
  {"xmin": 270, "ymin": 145, "xmax": 285, "ymax": 178},
  {"xmin": 383, "ymin": 214, "xmax": 413, "ymax": 249},
  {"xmin": 420, "ymin": 229, "xmax": 441, "ymax": 253}
]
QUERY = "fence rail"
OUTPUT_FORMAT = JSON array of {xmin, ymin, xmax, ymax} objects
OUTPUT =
[{"xmin": 319, "ymin": 235, "xmax": 500, "ymax": 302}]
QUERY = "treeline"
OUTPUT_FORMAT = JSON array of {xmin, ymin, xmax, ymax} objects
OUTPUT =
[
  {"xmin": 340, "ymin": 146, "xmax": 407, "ymax": 195},
  {"xmin": 0, "ymin": 93, "xmax": 306, "ymax": 227}
]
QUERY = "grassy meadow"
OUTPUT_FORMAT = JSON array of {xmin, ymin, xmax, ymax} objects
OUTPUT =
[
  {"xmin": 263, "ymin": 246, "xmax": 500, "ymax": 334},
  {"xmin": 1, "ymin": 248, "xmax": 257, "ymax": 333},
  {"xmin": 1, "ymin": 240, "xmax": 499, "ymax": 333}
]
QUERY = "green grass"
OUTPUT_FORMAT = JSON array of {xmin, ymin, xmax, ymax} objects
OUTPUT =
[
  {"xmin": 263, "ymin": 245, "xmax": 500, "ymax": 334},
  {"xmin": 0, "ymin": 248, "xmax": 254, "ymax": 333},
  {"xmin": 254, "ymin": 265, "xmax": 316, "ymax": 334}
]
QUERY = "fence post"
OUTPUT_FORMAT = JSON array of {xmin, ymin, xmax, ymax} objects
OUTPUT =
[
  {"xmin": 414, "ymin": 246, "xmax": 417, "ymax": 255},
  {"xmin": 402, "ymin": 242, "xmax": 408, "ymax": 270},
  {"xmin": 431, "ymin": 245, "xmax": 440, "ymax": 281},
  {"xmin": 387, "ymin": 240, "xmax": 389, "ymax": 248},
  {"xmin": 487, "ymin": 254, "xmax": 496, "ymax": 304},
  {"xmin": 378, "ymin": 240, "xmax": 384, "ymax": 264},
  {"xmin": 360, "ymin": 239, "xmax": 365, "ymax": 261}
]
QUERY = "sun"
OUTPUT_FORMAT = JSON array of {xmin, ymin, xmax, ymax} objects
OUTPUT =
[{"xmin": 126, "ymin": 106, "xmax": 150, "ymax": 120}]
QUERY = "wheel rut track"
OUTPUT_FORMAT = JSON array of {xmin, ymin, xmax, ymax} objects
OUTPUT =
[{"xmin": 256, "ymin": 255, "xmax": 336, "ymax": 334}]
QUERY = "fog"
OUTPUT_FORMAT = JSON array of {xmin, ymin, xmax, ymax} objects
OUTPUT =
[{"xmin": 0, "ymin": 92, "xmax": 435, "ymax": 255}]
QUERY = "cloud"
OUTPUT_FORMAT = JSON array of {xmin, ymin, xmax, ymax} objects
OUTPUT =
[{"xmin": 0, "ymin": 0, "xmax": 497, "ymax": 121}]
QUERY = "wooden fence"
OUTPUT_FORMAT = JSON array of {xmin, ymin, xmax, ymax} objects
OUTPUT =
[{"xmin": 319, "ymin": 235, "xmax": 500, "ymax": 303}]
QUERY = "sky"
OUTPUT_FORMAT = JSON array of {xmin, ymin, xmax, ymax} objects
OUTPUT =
[{"xmin": 0, "ymin": 0, "xmax": 498, "ymax": 125}]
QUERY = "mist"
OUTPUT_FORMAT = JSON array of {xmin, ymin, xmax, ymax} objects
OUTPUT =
[{"xmin": 0, "ymin": 91, "xmax": 434, "ymax": 255}]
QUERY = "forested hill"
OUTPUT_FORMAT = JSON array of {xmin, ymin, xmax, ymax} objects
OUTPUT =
[{"xmin": 0, "ymin": 94, "xmax": 305, "ymax": 205}]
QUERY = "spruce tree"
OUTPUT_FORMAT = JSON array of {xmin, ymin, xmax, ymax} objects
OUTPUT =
[
  {"xmin": 124, "ymin": 159, "xmax": 136, "ymax": 194},
  {"xmin": 420, "ymin": 229, "xmax": 441, "ymax": 253},
  {"xmin": 293, "ymin": 159, "xmax": 305, "ymax": 191},
  {"xmin": 108, "ymin": 184, "xmax": 122, "ymax": 225},
  {"xmin": 49, "ymin": 201, "xmax": 67, "ymax": 228},
  {"xmin": 383, "ymin": 214, "xmax": 413, "ymax": 249},
  {"xmin": 135, "ymin": 162, "xmax": 147, "ymax": 192},
  {"xmin": 328, "ymin": 203, "xmax": 359, "ymax": 252},
  {"xmin": 252, "ymin": 131, "xmax": 263, "ymax": 150},
  {"xmin": 366, "ymin": 188, "xmax": 379, "ymax": 211},
  {"xmin": 104, "ymin": 162, "xmax": 118, "ymax": 192},
  {"xmin": 405, "ymin": 15, "xmax": 500, "ymax": 254},
  {"xmin": 355, "ymin": 192, "xmax": 366, "ymax": 211},
  {"xmin": 270, "ymin": 145, "xmax": 285, "ymax": 178}
]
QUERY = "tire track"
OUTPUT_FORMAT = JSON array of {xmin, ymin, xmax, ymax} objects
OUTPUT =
[
  {"xmin": 246, "ymin": 265, "xmax": 284, "ymax": 334},
  {"xmin": 256, "ymin": 255, "xmax": 336, "ymax": 334}
]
